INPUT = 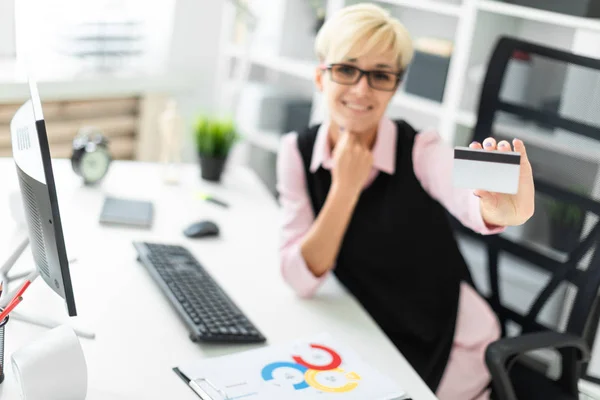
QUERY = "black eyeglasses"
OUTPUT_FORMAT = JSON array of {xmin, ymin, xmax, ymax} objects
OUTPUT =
[{"xmin": 321, "ymin": 63, "xmax": 404, "ymax": 92}]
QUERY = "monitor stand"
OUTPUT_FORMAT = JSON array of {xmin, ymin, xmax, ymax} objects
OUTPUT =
[{"xmin": 0, "ymin": 236, "xmax": 95, "ymax": 340}]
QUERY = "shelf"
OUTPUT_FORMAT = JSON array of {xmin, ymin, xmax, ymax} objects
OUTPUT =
[
  {"xmin": 379, "ymin": 0, "xmax": 463, "ymax": 17},
  {"xmin": 455, "ymin": 110, "xmax": 477, "ymax": 127},
  {"xmin": 455, "ymin": 111, "xmax": 600, "ymax": 163},
  {"xmin": 477, "ymin": 0, "xmax": 600, "ymax": 32},
  {"xmin": 242, "ymin": 94, "xmax": 442, "ymax": 154},
  {"xmin": 239, "ymin": 93, "xmax": 440, "ymax": 153},
  {"xmin": 226, "ymin": 46, "xmax": 316, "ymax": 81},
  {"xmin": 243, "ymin": 129, "xmax": 281, "ymax": 153},
  {"xmin": 392, "ymin": 92, "xmax": 443, "ymax": 116},
  {"xmin": 242, "ymin": 95, "xmax": 441, "ymax": 151}
]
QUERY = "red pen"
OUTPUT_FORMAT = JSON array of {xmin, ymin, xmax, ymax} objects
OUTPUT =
[
  {"xmin": 0, "ymin": 279, "xmax": 31, "ymax": 313},
  {"xmin": 12, "ymin": 280, "xmax": 31, "ymax": 301}
]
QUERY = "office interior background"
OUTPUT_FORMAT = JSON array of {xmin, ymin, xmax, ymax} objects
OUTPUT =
[{"xmin": 2, "ymin": 0, "xmax": 600, "ymax": 396}]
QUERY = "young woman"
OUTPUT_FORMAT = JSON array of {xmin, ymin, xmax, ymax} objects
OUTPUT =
[{"xmin": 276, "ymin": 3, "xmax": 535, "ymax": 400}]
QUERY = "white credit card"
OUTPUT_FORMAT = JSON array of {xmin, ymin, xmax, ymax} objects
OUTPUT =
[{"xmin": 453, "ymin": 146, "xmax": 521, "ymax": 194}]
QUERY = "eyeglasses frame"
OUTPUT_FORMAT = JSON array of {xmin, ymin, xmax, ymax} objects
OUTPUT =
[{"xmin": 319, "ymin": 63, "xmax": 406, "ymax": 92}]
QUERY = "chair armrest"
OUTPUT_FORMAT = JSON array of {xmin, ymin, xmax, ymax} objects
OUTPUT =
[{"xmin": 485, "ymin": 331, "xmax": 590, "ymax": 400}]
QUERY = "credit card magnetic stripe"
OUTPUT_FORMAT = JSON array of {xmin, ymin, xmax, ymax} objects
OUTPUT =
[{"xmin": 454, "ymin": 148, "xmax": 520, "ymax": 165}]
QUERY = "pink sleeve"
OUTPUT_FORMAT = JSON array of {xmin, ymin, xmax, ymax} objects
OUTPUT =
[
  {"xmin": 276, "ymin": 133, "xmax": 328, "ymax": 298},
  {"xmin": 413, "ymin": 130, "xmax": 505, "ymax": 235}
]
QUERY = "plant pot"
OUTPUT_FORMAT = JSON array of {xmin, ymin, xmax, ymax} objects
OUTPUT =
[
  {"xmin": 199, "ymin": 154, "xmax": 227, "ymax": 182},
  {"xmin": 549, "ymin": 219, "xmax": 584, "ymax": 253}
]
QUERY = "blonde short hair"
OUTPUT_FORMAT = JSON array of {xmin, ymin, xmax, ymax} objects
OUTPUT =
[{"xmin": 315, "ymin": 3, "xmax": 414, "ymax": 71}]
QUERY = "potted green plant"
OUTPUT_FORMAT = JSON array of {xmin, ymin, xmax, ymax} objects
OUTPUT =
[
  {"xmin": 545, "ymin": 187, "xmax": 586, "ymax": 253},
  {"xmin": 194, "ymin": 114, "xmax": 238, "ymax": 182}
]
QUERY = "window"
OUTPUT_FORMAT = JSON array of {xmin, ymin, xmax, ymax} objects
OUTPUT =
[
  {"xmin": 0, "ymin": 0, "xmax": 16, "ymax": 59},
  {"xmin": 14, "ymin": 0, "xmax": 176, "ymax": 77}
]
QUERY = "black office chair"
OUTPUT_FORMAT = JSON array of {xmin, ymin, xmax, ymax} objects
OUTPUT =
[{"xmin": 451, "ymin": 36, "xmax": 600, "ymax": 400}]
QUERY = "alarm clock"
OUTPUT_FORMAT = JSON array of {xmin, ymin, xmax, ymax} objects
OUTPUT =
[{"xmin": 71, "ymin": 127, "xmax": 112, "ymax": 185}]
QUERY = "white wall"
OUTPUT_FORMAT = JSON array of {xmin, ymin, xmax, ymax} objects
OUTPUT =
[
  {"xmin": 164, "ymin": 0, "xmax": 227, "ymax": 163},
  {"xmin": 0, "ymin": 0, "xmax": 16, "ymax": 58}
]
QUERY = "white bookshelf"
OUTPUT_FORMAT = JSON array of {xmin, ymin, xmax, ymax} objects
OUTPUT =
[
  {"xmin": 383, "ymin": 0, "xmax": 463, "ymax": 16},
  {"xmin": 478, "ymin": 0, "xmax": 600, "ymax": 31},
  {"xmin": 225, "ymin": 45, "xmax": 315, "ymax": 81},
  {"xmin": 392, "ymin": 92, "xmax": 443, "ymax": 116},
  {"xmin": 219, "ymin": 0, "xmax": 600, "ymax": 155}
]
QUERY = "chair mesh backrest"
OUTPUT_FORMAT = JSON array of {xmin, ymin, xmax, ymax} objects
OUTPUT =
[{"xmin": 465, "ymin": 36, "xmax": 600, "ymax": 345}]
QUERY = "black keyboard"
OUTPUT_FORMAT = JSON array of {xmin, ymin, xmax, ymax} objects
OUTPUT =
[{"xmin": 133, "ymin": 242, "xmax": 266, "ymax": 344}]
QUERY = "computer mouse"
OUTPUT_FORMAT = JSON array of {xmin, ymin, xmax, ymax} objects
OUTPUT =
[{"xmin": 183, "ymin": 220, "xmax": 220, "ymax": 238}]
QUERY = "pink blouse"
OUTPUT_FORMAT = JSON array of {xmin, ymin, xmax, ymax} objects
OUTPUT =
[{"xmin": 276, "ymin": 117, "xmax": 502, "ymax": 400}]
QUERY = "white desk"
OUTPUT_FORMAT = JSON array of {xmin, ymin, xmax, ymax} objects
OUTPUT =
[{"xmin": 0, "ymin": 159, "xmax": 437, "ymax": 400}]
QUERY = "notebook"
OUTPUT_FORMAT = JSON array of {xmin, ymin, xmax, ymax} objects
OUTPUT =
[
  {"xmin": 173, "ymin": 332, "xmax": 410, "ymax": 400},
  {"xmin": 98, "ymin": 196, "xmax": 154, "ymax": 228}
]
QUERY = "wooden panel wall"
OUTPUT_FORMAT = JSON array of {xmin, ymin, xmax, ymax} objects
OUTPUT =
[{"xmin": 0, "ymin": 97, "xmax": 141, "ymax": 159}]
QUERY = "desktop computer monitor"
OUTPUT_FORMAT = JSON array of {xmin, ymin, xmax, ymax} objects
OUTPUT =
[{"xmin": 8, "ymin": 80, "xmax": 77, "ymax": 317}]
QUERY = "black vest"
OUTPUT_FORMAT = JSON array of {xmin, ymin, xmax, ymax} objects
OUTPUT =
[{"xmin": 296, "ymin": 120, "xmax": 473, "ymax": 391}]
